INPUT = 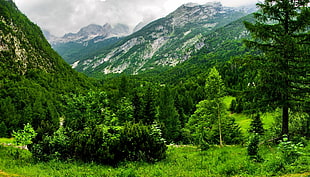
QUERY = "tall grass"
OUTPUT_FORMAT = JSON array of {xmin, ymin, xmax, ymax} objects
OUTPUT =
[{"xmin": 0, "ymin": 143, "xmax": 309, "ymax": 177}]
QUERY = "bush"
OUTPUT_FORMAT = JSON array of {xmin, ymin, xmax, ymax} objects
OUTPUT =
[
  {"xmin": 118, "ymin": 122, "xmax": 167, "ymax": 163},
  {"xmin": 277, "ymin": 135, "xmax": 304, "ymax": 164},
  {"xmin": 247, "ymin": 133, "xmax": 261, "ymax": 161},
  {"xmin": 31, "ymin": 122, "xmax": 167, "ymax": 165},
  {"xmin": 0, "ymin": 121, "xmax": 8, "ymax": 138}
]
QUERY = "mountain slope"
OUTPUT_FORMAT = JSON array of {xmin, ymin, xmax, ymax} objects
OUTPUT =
[
  {"xmin": 0, "ymin": 0, "xmax": 92, "ymax": 136},
  {"xmin": 68, "ymin": 2, "xmax": 248, "ymax": 76},
  {"xmin": 46, "ymin": 23, "xmax": 129, "ymax": 65},
  {"xmin": 139, "ymin": 14, "xmax": 255, "ymax": 84}
]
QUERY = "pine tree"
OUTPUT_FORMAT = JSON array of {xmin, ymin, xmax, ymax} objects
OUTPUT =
[
  {"xmin": 248, "ymin": 114, "xmax": 264, "ymax": 135},
  {"xmin": 157, "ymin": 86, "xmax": 181, "ymax": 143},
  {"xmin": 142, "ymin": 86, "xmax": 157, "ymax": 125},
  {"xmin": 243, "ymin": 0, "xmax": 310, "ymax": 136}
]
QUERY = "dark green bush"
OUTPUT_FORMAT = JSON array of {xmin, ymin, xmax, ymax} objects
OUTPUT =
[
  {"xmin": 247, "ymin": 133, "xmax": 261, "ymax": 161},
  {"xmin": 0, "ymin": 121, "xmax": 8, "ymax": 138},
  {"xmin": 31, "ymin": 122, "xmax": 167, "ymax": 165},
  {"xmin": 118, "ymin": 122, "xmax": 167, "ymax": 163}
]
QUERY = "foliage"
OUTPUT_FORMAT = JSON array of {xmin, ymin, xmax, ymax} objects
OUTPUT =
[
  {"xmin": 243, "ymin": 0, "xmax": 310, "ymax": 135},
  {"xmin": 118, "ymin": 122, "xmax": 167, "ymax": 163},
  {"xmin": 12, "ymin": 123, "xmax": 37, "ymax": 147},
  {"xmin": 247, "ymin": 133, "xmax": 261, "ymax": 161},
  {"xmin": 0, "ymin": 121, "xmax": 8, "ymax": 138},
  {"xmin": 157, "ymin": 86, "xmax": 181, "ymax": 143},
  {"xmin": 248, "ymin": 114, "xmax": 264, "ymax": 135},
  {"xmin": 31, "ymin": 122, "xmax": 167, "ymax": 165},
  {"xmin": 187, "ymin": 99, "xmax": 243, "ymax": 145},
  {"xmin": 63, "ymin": 91, "xmax": 115, "ymax": 130},
  {"xmin": 277, "ymin": 135, "xmax": 304, "ymax": 164}
]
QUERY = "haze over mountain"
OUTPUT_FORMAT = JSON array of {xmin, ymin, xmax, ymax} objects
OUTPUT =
[{"xmin": 15, "ymin": 0, "xmax": 258, "ymax": 37}]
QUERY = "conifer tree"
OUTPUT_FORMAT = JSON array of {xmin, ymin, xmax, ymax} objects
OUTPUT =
[
  {"xmin": 157, "ymin": 86, "xmax": 181, "ymax": 143},
  {"xmin": 248, "ymin": 114, "xmax": 264, "ymax": 135},
  {"xmin": 243, "ymin": 0, "xmax": 310, "ymax": 136},
  {"xmin": 142, "ymin": 86, "xmax": 157, "ymax": 125}
]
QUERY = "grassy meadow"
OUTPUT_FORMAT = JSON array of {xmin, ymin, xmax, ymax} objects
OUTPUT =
[{"xmin": 0, "ymin": 139, "xmax": 309, "ymax": 176}]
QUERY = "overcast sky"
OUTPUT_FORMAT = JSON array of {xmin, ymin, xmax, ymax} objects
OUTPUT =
[{"xmin": 14, "ymin": 0, "xmax": 258, "ymax": 37}]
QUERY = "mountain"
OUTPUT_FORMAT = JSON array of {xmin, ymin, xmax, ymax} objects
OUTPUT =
[
  {"xmin": 0, "ymin": 0, "xmax": 92, "ymax": 135},
  {"xmin": 50, "ymin": 23, "xmax": 130, "ymax": 45},
  {"xmin": 140, "ymin": 13, "xmax": 255, "ymax": 84},
  {"xmin": 46, "ymin": 23, "xmax": 129, "ymax": 65},
  {"xmin": 67, "ymin": 2, "xmax": 249, "ymax": 76}
]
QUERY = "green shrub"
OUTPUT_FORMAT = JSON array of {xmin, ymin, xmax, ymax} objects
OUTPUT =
[
  {"xmin": 31, "ymin": 122, "xmax": 167, "ymax": 165},
  {"xmin": 0, "ymin": 121, "xmax": 8, "ymax": 138},
  {"xmin": 12, "ymin": 123, "xmax": 37, "ymax": 147},
  {"xmin": 118, "ymin": 122, "xmax": 167, "ymax": 163},
  {"xmin": 247, "ymin": 133, "xmax": 262, "ymax": 161},
  {"xmin": 277, "ymin": 135, "xmax": 304, "ymax": 164}
]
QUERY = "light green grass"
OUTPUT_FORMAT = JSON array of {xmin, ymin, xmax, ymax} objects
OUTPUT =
[
  {"xmin": 0, "ymin": 138, "xmax": 14, "ymax": 144},
  {"xmin": 0, "ymin": 144, "xmax": 309, "ymax": 177},
  {"xmin": 222, "ymin": 96, "xmax": 278, "ymax": 136}
]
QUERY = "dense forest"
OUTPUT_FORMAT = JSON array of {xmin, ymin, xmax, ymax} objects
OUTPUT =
[{"xmin": 0, "ymin": 0, "xmax": 309, "ymax": 176}]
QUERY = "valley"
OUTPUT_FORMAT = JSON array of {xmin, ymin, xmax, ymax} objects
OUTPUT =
[{"xmin": 0, "ymin": 0, "xmax": 309, "ymax": 176}]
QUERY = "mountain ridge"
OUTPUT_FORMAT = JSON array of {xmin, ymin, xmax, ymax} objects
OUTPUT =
[
  {"xmin": 47, "ymin": 23, "xmax": 130, "ymax": 45},
  {"xmin": 70, "ymin": 2, "xmax": 249, "ymax": 76}
]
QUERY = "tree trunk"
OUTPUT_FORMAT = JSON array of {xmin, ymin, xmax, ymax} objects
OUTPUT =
[
  {"xmin": 282, "ymin": 105, "xmax": 289, "ymax": 136},
  {"xmin": 218, "ymin": 102, "xmax": 223, "ymax": 147}
]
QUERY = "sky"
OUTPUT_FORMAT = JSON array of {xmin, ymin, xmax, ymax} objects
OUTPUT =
[{"xmin": 14, "ymin": 0, "xmax": 258, "ymax": 37}]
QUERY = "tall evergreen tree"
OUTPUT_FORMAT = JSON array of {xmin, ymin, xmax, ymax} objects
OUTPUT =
[
  {"xmin": 157, "ymin": 86, "xmax": 181, "ymax": 143},
  {"xmin": 248, "ymin": 114, "xmax": 265, "ymax": 135},
  {"xmin": 142, "ymin": 86, "xmax": 157, "ymax": 125},
  {"xmin": 243, "ymin": 0, "xmax": 310, "ymax": 136}
]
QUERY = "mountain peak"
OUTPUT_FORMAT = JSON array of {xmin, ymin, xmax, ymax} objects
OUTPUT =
[
  {"xmin": 78, "ymin": 24, "xmax": 107, "ymax": 36},
  {"xmin": 48, "ymin": 23, "xmax": 130, "ymax": 45},
  {"xmin": 183, "ymin": 3, "xmax": 199, "ymax": 7}
]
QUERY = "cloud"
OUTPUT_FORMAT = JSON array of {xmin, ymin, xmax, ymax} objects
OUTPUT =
[{"xmin": 14, "ymin": 0, "xmax": 258, "ymax": 37}]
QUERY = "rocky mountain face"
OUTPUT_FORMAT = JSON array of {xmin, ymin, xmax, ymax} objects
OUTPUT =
[
  {"xmin": 46, "ymin": 23, "xmax": 130, "ymax": 65},
  {"xmin": 68, "ymin": 2, "xmax": 249, "ymax": 75},
  {"xmin": 46, "ymin": 23, "xmax": 130, "ymax": 45}
]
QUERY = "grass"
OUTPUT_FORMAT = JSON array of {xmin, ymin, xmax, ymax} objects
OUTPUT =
[
  {"xmin": 0, "ymin": 143, "xmax": 309, "ymax": 177},
  {"xmin": 223, "ymin": 96, "xmax": 276, "ymax": 135},
  {"xmin": 0, "ymin": 138, "xmax": 14, "ymax": 145}
]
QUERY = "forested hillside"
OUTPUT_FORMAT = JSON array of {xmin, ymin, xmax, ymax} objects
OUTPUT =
[{"xmin": 0, "ymin": 0, "xmax": 93, "ymax": 138}]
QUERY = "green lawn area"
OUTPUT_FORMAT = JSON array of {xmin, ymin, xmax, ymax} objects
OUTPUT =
[
  {"xmin": 223, "ymin": 96, "xmax": 277, "ymax": 135},
  {"xmin": 0, "ymin": 138, "xmax": 14, "ymax": 144}
]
